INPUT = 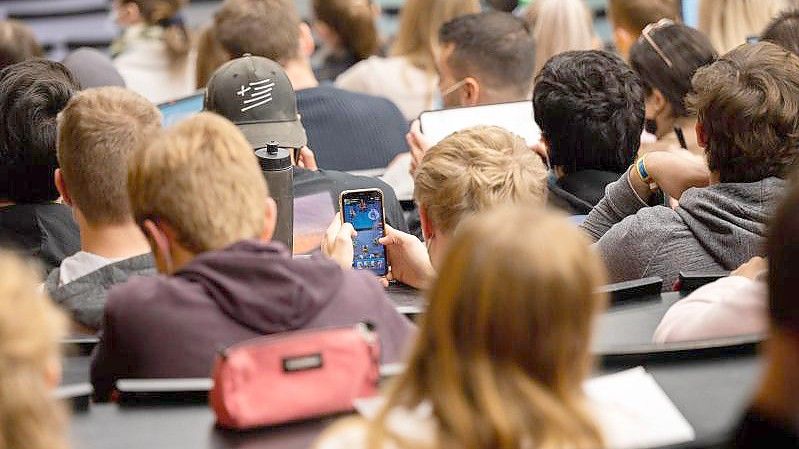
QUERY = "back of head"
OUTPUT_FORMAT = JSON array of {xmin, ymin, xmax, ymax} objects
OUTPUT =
[
  {"xmin": 439, "ymin": 12, "xmax": 536, "ymax": 100},
  {"xmin": 525, "ymin": 0, "xmax": 596, "ymax": 76},
  {"xmin": 768, "ymin": 178, "xmax": 799, "ymax": 334},
  {"xmin": 608, "ymin": 0, "xmax": 679, "ymax": 35},
  {"xmin": 534, "ymin": 50, "xmax": 645, "ymax": 174},
  {"xmin": 312, "ymin": 0, "xmax": 379, "ymax": 61},
  {"xmin": 687, "ymin": 42, "xmax": 799, "ymax": 183},
  {"xmin": 0, "ymin": 59, "xmax": 80, "ymax": 203},
  {"xmin": 375, "ymin": 207, "xmax": 607, "ymax": 449},
  {"xmin": 700, "ymin": 0, "xmax": 790, "ymax": 54},
  {"xmin": 762, "ymin": 8, "xmax": 799, "ymax": 57},
  {"xmin": 414, "ymin": 126, "xmax": 548, "ymax": 234},
  {"xmin": 128, "ymin": 113, "xmax": 268, "ymax": 254},
  {"xmin": 62, "ymin": 48, "xmax": 126, "ymax": 89},
  {"xmin": 0, "ymin": 251, "xmax": 67, "ymax": 449},
  {"xmin": 0, "ymin": 20, "xmax": 43, "ymax": 71},
  {"xmin": 630, "ymin": 22, "xmax": 718, "ymax": 117},
  {"xmin": 391, "ymin": 0, "xmax": 481, "ymax": 72},
  {"xmin": 58, "ymin": 87, "xmax": 161, "ymax": 226},
  {"xmin": 215, "ymin": 0, "xmax": 300, "ymax": 63}
]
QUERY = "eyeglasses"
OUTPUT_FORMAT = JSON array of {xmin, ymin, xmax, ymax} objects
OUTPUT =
[
  {"xmin": 440, "ymin": 78, "xmax": 468, "ymax": 98},
  {"xmin": 641, "ymin": 18, "xmax": 675, "ymax": 68}
]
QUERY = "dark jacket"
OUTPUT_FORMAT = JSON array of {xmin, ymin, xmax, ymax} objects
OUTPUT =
[
  {"xmin": 45, "ymin": 253, "xmax": 156, "ymax": 331},
  {"xmin": 548, "ymin": 170, "xmax": 621, "ymax": 215},
  {"xmin": 0, "ymin": 203, "xmax": 80, "ymax": 272},
  {"xmin": 582, "ymin": 174, "xmax": 785, "ymax": 290},
  {"xmin": 729, "ymin": 408, "xmax": 799, "ymax": 448},
  {"xmin": 91, "ymin": 240, "xmax": 415, "ymax": 401}
]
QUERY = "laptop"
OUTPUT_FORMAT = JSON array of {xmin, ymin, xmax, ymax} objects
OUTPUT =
[{"xmin": 157, "ymin": 92, "xmax": 205, "ymax": 127}]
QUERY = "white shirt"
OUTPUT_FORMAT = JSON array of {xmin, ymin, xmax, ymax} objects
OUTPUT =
[{"xmin": 58, "ymin": 251, "xmax": 125, "ymax": 286}]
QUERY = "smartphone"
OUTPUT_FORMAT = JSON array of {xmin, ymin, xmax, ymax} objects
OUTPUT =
[{"xmin": 339, "ymin": 189, "xmax": 388, "ymax": 276}]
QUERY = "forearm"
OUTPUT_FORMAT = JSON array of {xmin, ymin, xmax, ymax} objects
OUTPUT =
[{"xmin": 581, "ymin": 168, "xmax": 650, "ymax": 241}]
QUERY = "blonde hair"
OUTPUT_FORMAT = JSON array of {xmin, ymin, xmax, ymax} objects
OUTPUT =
[
  {"xmin": 391, "ymin": 0, "xmax": 480, "ymax": 72},
  {"xmin": 0, "ymin": 251, "xmax": 68, "ymax": 449},
  {"xmin": 526, "ymin": 0, "xmax": 597, "ymax": 76},
  {"xmin": 320, "ymin": 207, "xmax": 608, "ymax": 449},
  {"xmin": 414, "ymin": 126, "xmax": 548, "ymax": 234},
  {"xmin": 700, "ymin": 0, "xmax": 790, "ymax": 54},
  {"xmin": 127, "ymin": 112, "xmax": 268, "ymax": 253},
  {"xmin": 58, "ymin": 87, "xmax": 162, "ymax": 225}
]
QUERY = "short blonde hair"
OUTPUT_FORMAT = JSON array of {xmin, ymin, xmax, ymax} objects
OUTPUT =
[
  {"xmin": 58, "ymin": 87, "xmax": 161, "ymax": 225},
  {"xmin": 0, "ymin": 251, "xmax": 68, "ymax": 449},
  {"xmin": 127, "ymin": 113, "xmax": 268, "ymax": 253},
  {"xmin": 414, "ymin": 126, "xmax": 548, "ymax": 234}
]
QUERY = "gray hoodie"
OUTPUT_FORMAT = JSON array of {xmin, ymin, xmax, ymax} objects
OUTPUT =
[{"xmin": 581, "ymin": 173, "xmax": 785, "ymax": 290}]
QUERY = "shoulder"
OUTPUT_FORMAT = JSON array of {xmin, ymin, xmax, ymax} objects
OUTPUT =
[
  {"xmin": 600, "ymin": 205, "xmax": 683, "ymax": 248},
  {"xmin": 104, "ymin": 275, "xmax": 172, "ymax": 316}
]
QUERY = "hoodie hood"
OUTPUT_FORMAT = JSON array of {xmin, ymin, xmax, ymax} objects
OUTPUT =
[
  {"xmin": 174, "ymin": 240, "xmax": 345, "ymax": 334},
  {"xmin": 677, "ymin": 177, "xmax": 786, "ymax": 267}
]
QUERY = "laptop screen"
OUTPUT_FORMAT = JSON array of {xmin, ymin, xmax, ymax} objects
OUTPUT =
[{"xmin": 158, "ymin": 93, "xmax": 205, "ymax": 127}]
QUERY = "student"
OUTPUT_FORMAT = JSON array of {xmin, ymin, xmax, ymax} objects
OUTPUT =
[
  {"xmin": 336, "ymin": 0, "xmax": 480, "ymax": 120},
  {"xmin": 0, "ymin": 59, "xmax": 81, "ymax": 272},
  {"xmin": 316, "ymin": 207, "xmax": 649, "ymax": 449},
  {"xmin": 0, "ymin": 20, "xmax": 43, "ymax": 71},
  {"xmin": 204, "ymin": 55, "xmax": 407, "ymax": 232},
  {"xmin": 312, "ymin": 0, "xmax": 380, "ymax": 83},
  {"xmin": 214, "ymin": 0, "xmax": 408, "ymax": 172},
  {"xmin": 582, "ymin": 42, "xmax": 799, "ymax": 290},
  {"xmin": 110, "ymin": 0, "xmax": 194, "ymax": 103},
  {"xmin": 699, "ymin": 0, "xmax": 789, "ymax": 54},
  {"xmin": 729, "ymin": 180, "xmax": 799, "ymax": 448},
  {"xmin": 523, "ymin": 0, "xmax": 599, "ymax": 76},
  {"xmin": 607, "ymin": 0, "xmax": 680, "ymax": 58},
  {"xmin": 91, "ymin": 113, "xmax": 415, "ymax": 401},
  {"xmin": 324, "ymin": 126, "xmax": 548, "ymax": 290},
  {"xmin": 762, "ymin": 8, "xmax": 799, "ymax": 56},
  {"xmin": 47, "ymin": 87, "xmax": 159, "ymax": 333},
  {"xmin": 0, "ymin": 251, "xmax": 69, "ymax": 449},
  {"xmin": 533, "ymin": 50, "xmax": 645, "ymax": 215},
  {"xmin": 629, "ymin": 20, "xmax": 717, "ymax": 158}
]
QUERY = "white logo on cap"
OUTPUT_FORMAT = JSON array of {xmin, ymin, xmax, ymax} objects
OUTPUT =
[{"xmin": 237, "ymin": 79, "xmax": 275, "ymax": 112}]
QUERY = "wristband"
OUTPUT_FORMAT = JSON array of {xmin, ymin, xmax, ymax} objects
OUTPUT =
[{"xmin": 635, "ymin": 156, "xmax": 659, "ymax": 191}]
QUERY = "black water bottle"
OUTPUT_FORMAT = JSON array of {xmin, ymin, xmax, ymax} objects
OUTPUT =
[{"xmin": 255, "ymin": 142, "xmax": 294, "ymax": 252}]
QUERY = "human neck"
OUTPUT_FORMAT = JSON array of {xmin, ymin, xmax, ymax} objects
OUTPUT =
[
  {"xmin": 283, "ymin": 58, "xmax": 319, "ymax": 91},
  {"xmin": 79, "ymin": 218, "xmax": 151, "ymax": 259},
  {"xmin": 752, "ymin": 332, "xmax": 799, "ymax": 428}
]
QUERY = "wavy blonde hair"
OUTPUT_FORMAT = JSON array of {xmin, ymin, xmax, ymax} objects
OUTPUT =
[
  {"xmin": 525, "ymin": 0, "xmax": 597, "ymax": 76},
  {"xmin": 414, "ymin": 126, "xmax": 548, "ymax": 234},
  {"xmin": 0, "ymin": 252, "xmax": 68, "ymax": 449},
  {"xmin": 390, "ymin": 0, "xmax": 480, "ymax": 73},
  {"xmin": 699, "ymin": 0, "xmax": 790, "ymax": 54}
]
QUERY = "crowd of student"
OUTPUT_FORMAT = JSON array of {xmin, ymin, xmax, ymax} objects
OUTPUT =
[{"xmin": 2, "ymin": 0, "xmax": 799, "ymax": 448}]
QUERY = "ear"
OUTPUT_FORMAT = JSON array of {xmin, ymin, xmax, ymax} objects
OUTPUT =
[
  {"xmin": 260, "ymin": 197, "xmax": 277, "ymax": 242},
  {"xmin": 142, "ymin": 219, "xmax": 173, "ymax": 274},
  {"xmin": 298, "ymin": 22, "xmax": 316, "ymax": 59},
  {"xmin": 54, "ymin": 169, "xmax": 73, "ymax": 207},
  {"xmin": 418, "ymin": 205, "xmax": 435, "ymax": 242},
  {"xmin": 462, "ymin": 77, "xmax": 480, "ymax": 107},
  {"xmin": 696, "ymin": 120, "xmax": 709, "ymax": 149},
  {"xmin": 651, "ymin": 89, "xmax": 668, "ymax": 113}
]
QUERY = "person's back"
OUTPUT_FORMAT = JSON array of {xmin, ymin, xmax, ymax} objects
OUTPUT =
[
  {"xmin": 213, "ymin": 0, "xmax": 409, "ymax": 172},
  {"xmin": 91, "ymin": 113, "xmax": 414, "ymax": 401},
  {"xmin": 582, "ymin": 42, "xmax": 799, "ymax": 289},
  {"xmin": 0, "ymin": 59, "xmax": 81, "ymax": 271},
  {"xmin": 46, "ymin": 87, "xmax": 160, "ymax": 332}
]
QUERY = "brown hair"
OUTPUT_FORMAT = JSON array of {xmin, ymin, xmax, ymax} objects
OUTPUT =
[
  {"xmin": 607, "ymin": 0, "xmax": 679, "ymax": 35},
  {"xmin": 414, "ymin": 126, "xmax": 548, "ymax": 234},
  {"xmin": 127, "ymin": 112, "xmax": 268, "ymax": 253},
  {"xmin": 768, "ymin": 176, "xmax": 799, "ymax": 332},
  {"xmin": 391, "ymin": 0, "xmax": 480, "ymax": 73},
  {"xmin": 57, "ymin": 87, "xmax": 161, "ymax": 225},
  {"xmin": 356, "ymin": 207, "xmax": 607, "ymax": 449},
  {"xmin": 687, "ymin": 42, "xmax": 799, "ymax": 183},
  {"xmin": 762, "ymin": 8, "xmax": 799, "ymax": 57},
  {"xmin": 0, "ymin": 251, "xmax": 68, "ymax": 449},
  {"xmin": 195, "ymin": 25, "xmax": 230, "ymax": 88},
  {"xmin": 0, "ymin": 20, "xmax": 43, "ymax": 70},
  {"xmin": 214, "ymin": 0, "xmax": 300, "ymax": 64},
  {"xmin": 313, "ymin": 0, "xmax": 379, "ymax": 61},
  {"xmin": 123, "ymin": 0, "xmax": 191, "ymax": 58}
]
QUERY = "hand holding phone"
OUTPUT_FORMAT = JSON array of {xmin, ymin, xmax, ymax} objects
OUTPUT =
[{"xmin": 339, "ymin": 189, "xmax": 389, "ymax": 276}]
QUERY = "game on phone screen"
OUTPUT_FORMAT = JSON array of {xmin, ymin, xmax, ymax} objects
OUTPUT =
[{"xmin": 342, "ymin": 190, "xmax": 388, "ymax": 276}]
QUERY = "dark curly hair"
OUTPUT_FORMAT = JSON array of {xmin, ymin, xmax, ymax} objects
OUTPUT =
[
  {"xmin": 0, "ymin": 59, "xmax": 79, "ymax": 203},
  {"xmin": 533, "ymin": 50, "xmax": 645, "ymax": 174},
  {"xmin": 687, "ymin": 42, "xmax": 799, "ymax": 183}
]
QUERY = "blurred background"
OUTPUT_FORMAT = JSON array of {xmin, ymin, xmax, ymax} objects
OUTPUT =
[{"xmin": 0, "ymin": 0, "xmax": 700, "ymax": 61}]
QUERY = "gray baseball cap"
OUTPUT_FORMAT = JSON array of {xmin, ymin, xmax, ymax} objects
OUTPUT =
[{"xmin": 204, "ymin": 55, "xmax": 307, "ymax": 149}]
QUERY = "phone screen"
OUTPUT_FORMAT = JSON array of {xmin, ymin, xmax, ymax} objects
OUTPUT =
[{"xmin": 341, "ymin": 190, "xmax": 388, "ymax": 276}]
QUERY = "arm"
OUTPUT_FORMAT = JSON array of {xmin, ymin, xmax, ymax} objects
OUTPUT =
[{"xmin": 90, "ymin": 305, "xmax": 121, "ymax": 402}]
